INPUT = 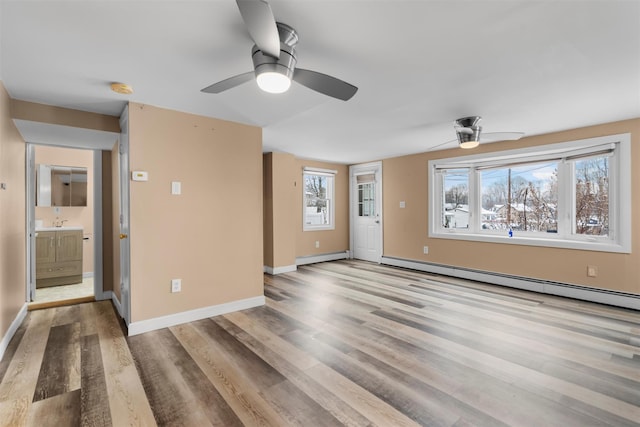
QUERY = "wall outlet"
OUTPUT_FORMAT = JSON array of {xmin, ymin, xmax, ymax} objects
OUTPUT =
[
  {"xmin": 586, "ymin": 266, "xmax": 598, "ymax": 277},
  {"xmin": 171, "ymin": 278, "xmax": 182, "ymax": 293},
  {"xmin": 423, "ymin": 246, "xmax": 429, "ymax": 254},
  {"xmin": 399, "ymin": 201, "xmax": 406, "ymax": 208},
  {"xmin": 315, "ymin": 241, "xmax": 320, "ymax": 248}
]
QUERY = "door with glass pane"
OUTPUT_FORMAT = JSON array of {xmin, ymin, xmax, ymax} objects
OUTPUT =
[{"xmin": 351, "ymin": 162, "xmax": 382, "ymax": 262}]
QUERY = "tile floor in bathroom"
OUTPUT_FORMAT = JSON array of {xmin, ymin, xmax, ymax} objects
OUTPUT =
[{"xmin": 33, "ymin": 277, "xmax": 94, "ymax": 303}]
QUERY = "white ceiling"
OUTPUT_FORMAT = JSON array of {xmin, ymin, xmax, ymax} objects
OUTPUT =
[{"xmin": 2, "ymin": 0, "xmax": 639, "ymax": 164}]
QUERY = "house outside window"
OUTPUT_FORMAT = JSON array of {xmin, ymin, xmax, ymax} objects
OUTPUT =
[
  {"xmin": 428, "ymin": 134, "xmax": 630, "ymax": 253},
  {"xmin": 303, "ymin": 168, "xmax": 336, "ymax": 231}
]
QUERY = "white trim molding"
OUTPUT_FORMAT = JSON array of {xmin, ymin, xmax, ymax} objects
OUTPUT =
[
  {"xmin": 264, "ymin": 265, "xmax": 297, "ymax": 275},
  {"xmin": 0, "ymin": 303, "xmax": 28, "ymax": 362},
  {"xmin": 93, "ymin": 289, "xmax": 111, "ymax": 302},
  {"xmin": 127, "ymin": 295, "xmax": 266, "ymax": 336},
  {"xmin": 381, "ymin": 256, "xmax": 640, "ymax": 311},
  {"xmin": 110, "ymin": 292, "xmax": 124, "ymax": 319},
  {"xmin": 296, "ymin": 251, "xmax": 349, "ymax": 266}
]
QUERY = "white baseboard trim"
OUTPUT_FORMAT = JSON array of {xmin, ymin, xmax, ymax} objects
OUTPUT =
[
  {"xmin": 94, "ymin": 290, "xmax": 111, "ymax": 302},
  {"xmin": 264, "ymin": 265, "xmax": 297, "ymax": 275},
  {"xmin": 0, "ymin": 303, "xmax": 28, "ymax": 362},
  {"xmin": 83, "ymin": 272, "xmax": 94, "ymax": 279},
  {"xmin": 296, "ymin": 251, "xmax": 349, "ymax": 266},
  {"xmin": 127, "ymin": 295, "xmax": 266, "ymax": 336},
  {"xmin": 110, "ymin": 292, "xmax": 124, "ymax": 319},
  {"xmin": 381, "ymin": 256, "xmax": 640, "ymax": 311}
]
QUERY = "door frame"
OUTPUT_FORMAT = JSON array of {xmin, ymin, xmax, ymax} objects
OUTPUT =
[
  {"xmin": 118, "ymin": 105, "xmax": 131, "ymax": 325},
  {"xmin": 349, "ymin": 161, "xmax": 383, "ymax": 261},
  {"xmin": 25, "ymin": 142, "xmax": 104, "ymax": 302},
  {"xmin": 26, "ymin": 144, "xmax": 36, "ymax": 302}
]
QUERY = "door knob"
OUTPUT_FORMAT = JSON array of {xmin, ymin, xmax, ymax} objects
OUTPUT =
[
  {"xmin": 375, "ymin": 220, "xmax": 380, "ymax": 224},
  {"xmin": 119, "ymin": 234, "xmax": 128, "ymax": 239}
]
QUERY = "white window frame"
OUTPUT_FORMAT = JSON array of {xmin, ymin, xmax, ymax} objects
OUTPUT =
[
  {"xmin": 303, "ymin": 167, "xmax": 336, "ymax": 231},
  {"xmin": 428, "ymin": 134, "xmax": 631, "ymax": 253}
]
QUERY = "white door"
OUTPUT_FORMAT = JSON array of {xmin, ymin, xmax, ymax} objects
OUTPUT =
[
  {"xmin": 350, "ymin": 162, "xmax": 382, "ymax": 262},
  {"xmin": 118, "ymin": 106, "xmax": 131, "ymax": 325}
]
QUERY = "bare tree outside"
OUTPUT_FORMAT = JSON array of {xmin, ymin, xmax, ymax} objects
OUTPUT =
[
  {"xmin": 480, "ymin": 162, "xmax": 558, "ymax": 232},
  {"xmin": 304, "ymin": 174, "xmax": 330, "ymax": 226},
  {"xmin": 575, "ymin": 156, "xmax": 609, "ymax": 236}
]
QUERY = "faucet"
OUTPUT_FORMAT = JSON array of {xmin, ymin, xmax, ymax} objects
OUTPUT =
[{"xmin": 54, "ymin": 217, "xmax": 68, "ymax": 227}]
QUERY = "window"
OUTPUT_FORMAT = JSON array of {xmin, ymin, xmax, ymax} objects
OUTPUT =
[
  {"xmin": 303, "ymin": 168, "xmax": 336, "ymax": 230},
  {"xmin": 429, "ymin": 134, "xmax": 631, "ymax": 253},
  {"xmin": 357, "ymin": 174, "xmax": 376, "ymax": 217}
]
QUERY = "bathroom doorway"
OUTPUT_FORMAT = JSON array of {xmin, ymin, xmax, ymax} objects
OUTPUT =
[{"xmin": 27, "ymin": 143, "xmax": 100, "ymax": 307}]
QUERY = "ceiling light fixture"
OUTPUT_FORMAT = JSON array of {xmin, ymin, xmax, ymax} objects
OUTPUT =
[
  {"xmin": 457, "ymin": 130, "xmax": 481, "ymax": 149},
  {"xmin": 110, "ymin": 82, "xmax": 133, "ymax": 95},
  {"xmin": 456, "ymin": 116, "xmax": 482, "ymax": 149},
  {"xmin": 251, "ymin": 26, "xmax": 296, "ymax": 95},
  {"xmin": 256, "ymin": 71, "xmax": 291, "ymax": 93}
]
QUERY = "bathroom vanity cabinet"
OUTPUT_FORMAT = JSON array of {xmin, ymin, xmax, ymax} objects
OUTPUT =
[{"xmin": 35, "ymin": 228, "xmax": 83, "ymax": 288}]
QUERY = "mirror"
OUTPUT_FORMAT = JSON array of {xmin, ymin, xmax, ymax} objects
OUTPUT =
[{"xmin": 36, "ymin": 164, "xmax": 88, "ymax": 207}]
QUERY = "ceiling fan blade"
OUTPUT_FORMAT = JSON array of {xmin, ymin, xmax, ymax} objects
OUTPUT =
[
  {"xmin": 201, "ymin": 71, "xmax": 255, "ymax": 93},
  {"xmin": 236, "ymin": 0, "xmax": 280, "ymax": 58},
  {"xmin": 455, "ymin": 126, "xmax": 474, "ymax": 135},
  {"xmin": 480, "ymin": 132, "xmax": 525, "ymax": 143},
  {"xmin": 293, "ymin": 68, "xmax": 358, "ymax": 101},
  {"xmin": 429, "ymin": 139, "xmax": 458, "ymax": 151}
]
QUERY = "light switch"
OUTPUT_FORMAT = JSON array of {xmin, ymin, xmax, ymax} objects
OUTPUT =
[
  {"xmin": 399, "ymin": 201, "xmax": 406, "ymax": 208},
  {"xmin": 171, "ymin": 181, "xmax": 181, "ymax": 195}
]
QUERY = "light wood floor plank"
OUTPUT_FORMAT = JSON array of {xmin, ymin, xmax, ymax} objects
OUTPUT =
[
  {"xmin": 92, "ymin": 301, "xmax": 156, "ymax": 426},
  {"xmin": 170, "ymin": 322, "xmax": 287, "ymax": 426},
  {"xmin": 0, "ymin": 309, "xmax": 54, "ymax": 425},
  {"xmin": 26, "ymin": 389, "xmax": 81, "ymax": 427},
  {"xmin": 2, "ymin": 260, "xmax": 639, "ymax": 426}
]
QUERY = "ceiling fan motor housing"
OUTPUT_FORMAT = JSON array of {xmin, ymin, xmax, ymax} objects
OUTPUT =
[
  {"xmin": 251, "ymin": 22, "xmax": 299, "ymax": 81},
  {"xmin": 251, "ymin": 43, "xmax": 297, "ymax": 81},
  {"xmin": 456, "ymin": 116, "xmax": 482, "ymax": 148}
]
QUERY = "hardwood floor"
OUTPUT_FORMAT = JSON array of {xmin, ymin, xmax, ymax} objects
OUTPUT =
[{"xmin": 1, "ymin": 260, "xmax": 639, "ymax": 426}]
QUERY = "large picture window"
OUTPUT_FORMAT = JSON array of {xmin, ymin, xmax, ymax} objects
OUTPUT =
[
  {"xmin": 303, "ymin": 168, "xmax": 336, "ymax": 231},
  {"xmin": 429, "ymin": 134, "xmax": 631, "ymax": 253}
]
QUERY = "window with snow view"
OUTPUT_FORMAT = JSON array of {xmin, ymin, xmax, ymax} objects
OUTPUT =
[{"xmin": 429, "ymin": 134, "xmax": 630, "ymax": 253}]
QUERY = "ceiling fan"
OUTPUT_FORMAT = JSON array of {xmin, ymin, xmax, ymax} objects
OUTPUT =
[
  {"xmin": 430, "ymin": 116, "xmax": 524, "ymax": 150},
  {"xmin": 201, "ymin": 0, "xmax": 358, "ymax": 101}
]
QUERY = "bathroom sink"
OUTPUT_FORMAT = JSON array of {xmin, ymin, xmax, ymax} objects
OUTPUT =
[{"xmin": 35, "ymin": 226, "xmax": 83, "ymax": 231}]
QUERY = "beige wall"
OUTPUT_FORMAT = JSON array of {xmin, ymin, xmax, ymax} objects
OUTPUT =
[
  {"xmin": 383, "ymin": 118, "xmax": 640, "ymax": 294},
  {"xmin": 0, "ymin": 82, "xmax": 26, "ymax": 341},
  {"xmin": 127, "ymin": 102, "xmax": 263, "ymax": 322},
  {"xmin": 11, "ymin": 99, "xmax": 120, "ymax": 133},
  {"xmin": 295, "ymin": 159, "xmax": 349, "ymax": 258},
  {"xmin": 34, "ymin": 145, "xmax": 94, "ymax": 274},
  {"xmin": 263, "ymin": 152, "xmax": 297, "ymax": 268}
]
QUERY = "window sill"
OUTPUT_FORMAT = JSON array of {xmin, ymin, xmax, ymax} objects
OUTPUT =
[
  {"xmin": 430, "ymin": 231, "xmax": 630, "ymax": 254},
  {"xmin": 303, "ymin": 226, "xmax": 335, "ymax": 232}
]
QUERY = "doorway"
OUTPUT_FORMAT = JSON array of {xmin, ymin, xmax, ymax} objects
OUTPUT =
[
  {"xmin": 27, "ymin": 144, "xmax": 101, "ymax": 307},
  {"xmin": 350, "ymin": 161, "xmax": 383, "ymax": 262}
]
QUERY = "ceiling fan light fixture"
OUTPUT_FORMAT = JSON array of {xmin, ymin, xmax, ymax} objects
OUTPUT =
[
  {"xmin": 459, "ymin": 139, "xmax": 480, "ymax": 149},
  {"xmin": 457, "ymin": 128, "xmax": 481, "ymax": 149},
  {"xmin": 256, "ymin": 71, "xmax": 291, "ymax": 93}
]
